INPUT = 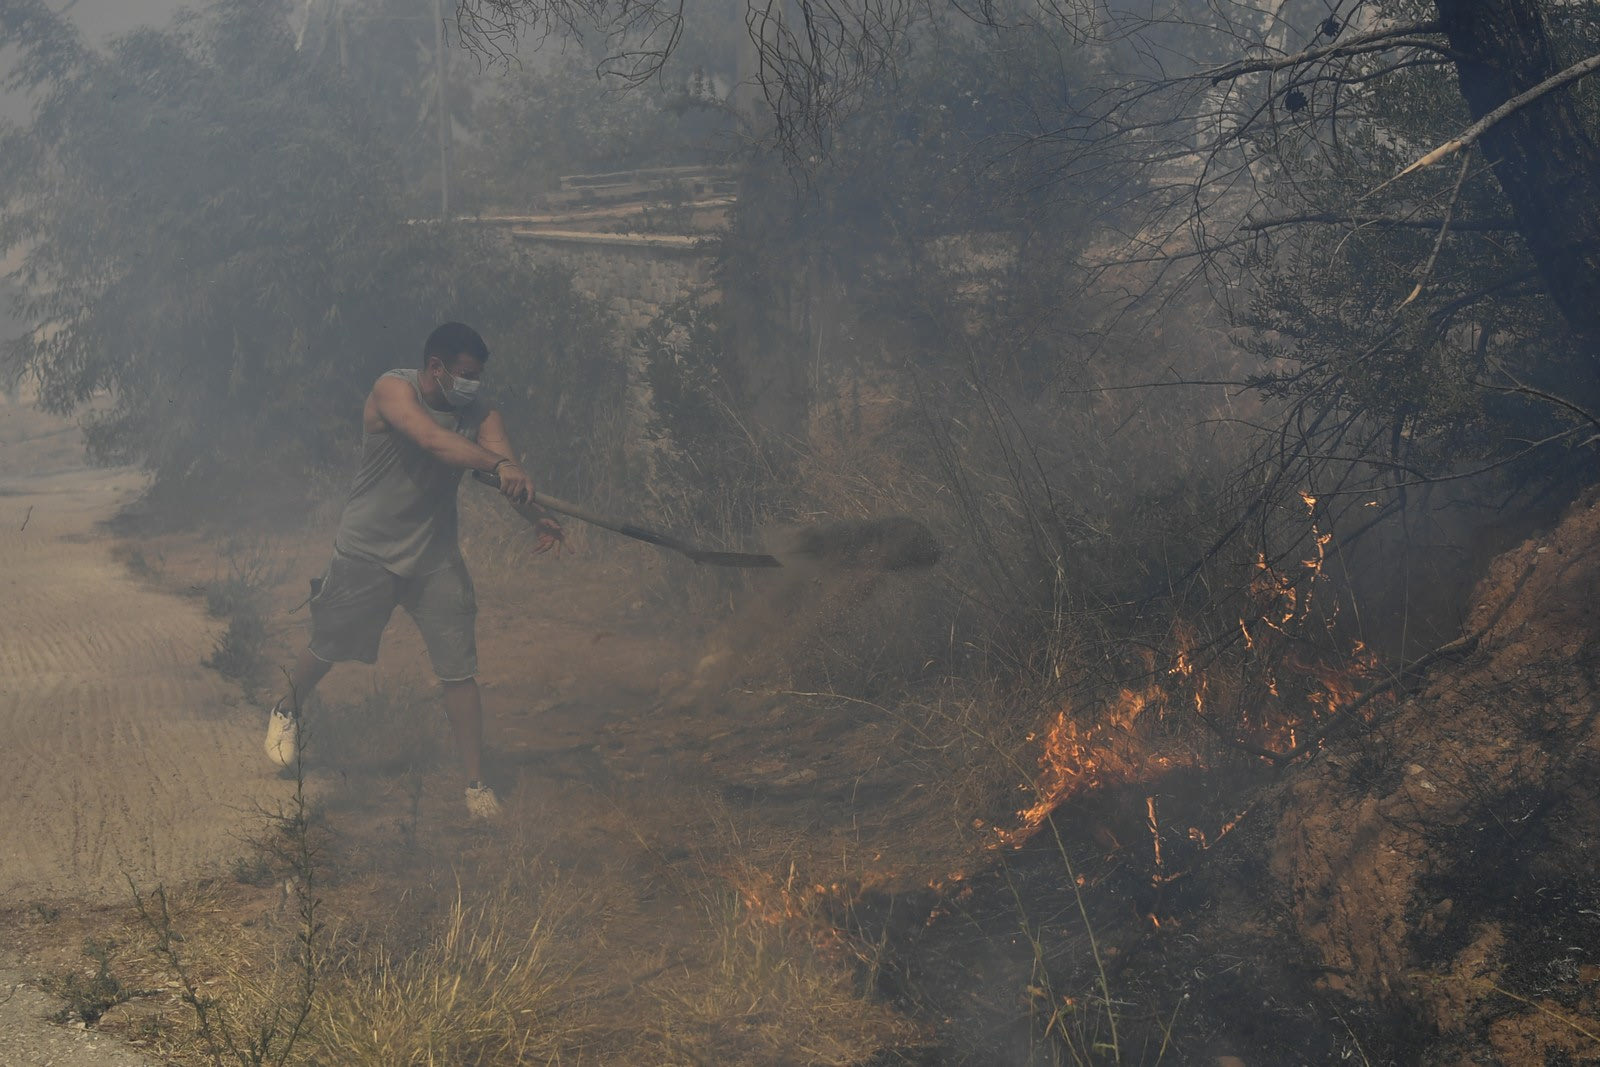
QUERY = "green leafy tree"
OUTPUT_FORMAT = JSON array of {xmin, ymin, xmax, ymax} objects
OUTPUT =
[
  {"xmin": 654, "ymin": 14, "xmax": 1138, "ymax": 452},
  {"xmin": 297, "ymin": 0, "xmax": 473, "ymax": 216},
  {"xmin": 0, "ymin": 0, "xmax": 619, "ymax": 507}
]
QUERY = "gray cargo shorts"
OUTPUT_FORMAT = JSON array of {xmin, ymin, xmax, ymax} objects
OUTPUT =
[{"xmin": 308, "ymin": 550, "xmax": 478, "ymax": 682}]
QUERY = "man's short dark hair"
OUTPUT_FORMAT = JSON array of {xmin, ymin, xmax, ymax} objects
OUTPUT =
[{"xmin": 423, "ymin": 322, "xmax": 489, "ymax": 366}]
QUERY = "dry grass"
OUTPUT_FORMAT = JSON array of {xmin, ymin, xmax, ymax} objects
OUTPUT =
[
  {"xmin": 314, "ymin": 872, "xmax": 594, "ymax": 1066},
  {"xmin": 84, "ymin": 878, "xmax": 307, "ymax": 1064},
  {"xmin": 645, "ymin": 881, "xmax": 922, "ymax": 1065}
]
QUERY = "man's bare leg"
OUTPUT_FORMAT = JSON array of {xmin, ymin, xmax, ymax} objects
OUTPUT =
[
  {"xmin": 441, "ymin": 677, "xmax": 484, "ymax": 784},
  {"xmin": 445, "ymin": 679, "xmax": 500, "ymax": 818},
  {"xmin": 265, "ymin": 648, "xmax": 332, "ymax": 768},
  {"xmin": 278, "ymin": 647, "xmax": 333, "ymax": 714}
]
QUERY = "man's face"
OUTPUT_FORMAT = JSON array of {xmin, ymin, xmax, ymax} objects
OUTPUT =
[{"xmin": 430, "ymin": 352, "xmax": 485, "ymax": 387}]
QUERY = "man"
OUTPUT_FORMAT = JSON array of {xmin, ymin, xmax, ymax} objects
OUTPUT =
[{"xmin": 264, "ymin": 321, "xmax": 558, "ymax": 818}]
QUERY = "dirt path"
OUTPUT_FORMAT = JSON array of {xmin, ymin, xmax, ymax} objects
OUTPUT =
[
  {"xmin": 0, "ymin": 961, "xmax": 155, "ymax": 1066},
  {"xmin": 0, "ymin": 393, "xmax": 287, "ymax": 905}
]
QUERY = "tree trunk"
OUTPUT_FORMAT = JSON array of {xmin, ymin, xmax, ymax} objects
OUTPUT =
[{"xmin": 1435, "ymin": 0, "xmax": 1600, "ymax": 355}]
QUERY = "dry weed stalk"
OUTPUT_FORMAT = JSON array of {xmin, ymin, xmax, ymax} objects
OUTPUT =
[
  {"xmin": 128, "ymin": 689, "xmax": 321, "ymax": 1066},
  {"xmin": 313, "ymin": 875, "xmax": 590, "ymax": 1065},
  {"xmin": 648, "ymin": 879, "xmax": 918, "ymax": 1065}
]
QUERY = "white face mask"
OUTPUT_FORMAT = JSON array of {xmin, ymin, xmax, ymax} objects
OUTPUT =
[{"xmin": 438, "ymin": 366, "xmax": 481, "ymax": 409}]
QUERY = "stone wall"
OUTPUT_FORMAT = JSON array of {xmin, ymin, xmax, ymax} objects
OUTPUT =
[
  {"xmin": 512, "ymin": 233, "xmax": 715, "ymax": 334},
  {"xmin": 506, "ymin": 230, "xmax": 719, "ymax": 460}
]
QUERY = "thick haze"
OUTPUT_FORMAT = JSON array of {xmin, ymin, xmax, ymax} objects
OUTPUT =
[
  {"xmin": 2, "ymin": 0, "xmax": 1598, "ymax": 1061},
  {"xmin": 1, "ymin": 0, "xmax": 184, "ymax": 119},
  {"xmin": 59, "ymin": 0, "xmax": 184, "ymax": 37}
]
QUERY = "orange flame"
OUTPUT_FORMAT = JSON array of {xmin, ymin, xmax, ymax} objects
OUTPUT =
[
  {"xmin": 995, "ymin": 680, "xmax": 1177, "ymax": 848},
  {"xmin": 995, "ymin": 492, "xmax": 1389, "ymax": 847},
  {"xmin": 999, "ymin": 630, "xmax": 1385, "ymax": 845},
  {"xmin": 729, "ymin": 864, "xmax": 881, "ymax": 957}
]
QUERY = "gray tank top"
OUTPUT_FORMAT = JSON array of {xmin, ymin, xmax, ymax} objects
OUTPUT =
[{"xmin": 333, "ymin": 368, "xmax": 485, "ymax": 577}]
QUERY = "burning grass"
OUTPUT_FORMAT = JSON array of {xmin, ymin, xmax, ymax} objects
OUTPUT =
[
  {"xmin": 991, "ymin": 498, "xmax": 1395, "ymax": 855},
  {"xmin": 989, "ymin": 632, "xmax": 1388, "ymax": 854}
]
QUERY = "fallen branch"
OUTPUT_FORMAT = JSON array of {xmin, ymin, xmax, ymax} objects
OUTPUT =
[
  {"xmin": 1190, "ymin": 631, "xmax": 1477, "ymax": 763},
  {"xmin": 1261, "ymin": 629, "xmax": 1481, "ymax": 765}
]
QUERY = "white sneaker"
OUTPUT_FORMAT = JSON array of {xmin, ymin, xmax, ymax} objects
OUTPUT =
[
  {"xmin": 465, "ymin": 782, "xmax": 502, "ymax": 819},
  {"xmin": 265, "ymin": 702, "xmax": 298, "ymax": 768}
]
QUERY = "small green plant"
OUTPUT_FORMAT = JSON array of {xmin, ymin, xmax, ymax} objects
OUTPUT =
[
  {"xmin": 205, "ymin": 539, "xmax": 279, "ymax": 618},
  {"xmin": 205, "ymin": 577, "xmax": 260, "ymax": 620},
  {"xmin": 204, "ymin": 608, "xmax": 268, "ymax": 689},
  {"xmin": 201, "ymin": 540, "xmax": 279, "ymax": 695},
  {"xmin": 41, "ymin": 938, "xmax": 145, "ymax": 1026},
  {"xmin": 117, "ymin": 546, "xmax": 162, "ymax": 578},
  {"xmin": 230, "ymin": 853, "xmax": 276, "ymax": 888}
]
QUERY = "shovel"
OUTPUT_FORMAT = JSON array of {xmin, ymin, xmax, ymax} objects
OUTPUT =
[
  {"xmin": 473, "ymin": 470, "xmax": 779, "ymax": 567},
  {"xmin": 473, "ymin": 470, "xmax": 941, "ymax": 571}
]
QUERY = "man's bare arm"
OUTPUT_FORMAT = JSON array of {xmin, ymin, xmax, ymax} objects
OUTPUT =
[
  {"xmin": 474, "ymin": 407, "xmax": 535, "ymax": 504},
  {"xmin": 372, "ymin": 376, "xmax": 506, "ymax": 471},
  {"xmin": 475, "ymin": 408, "xmax": 517, "ymax": 464}
]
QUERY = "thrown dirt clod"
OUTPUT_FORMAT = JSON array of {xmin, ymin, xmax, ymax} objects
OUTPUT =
[{"xmin": 785, "ymin": 516, "xmax": 941, "ymax": 571}]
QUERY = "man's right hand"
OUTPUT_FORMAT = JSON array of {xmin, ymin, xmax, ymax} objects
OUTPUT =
[{"xmin": 494, "ymin": 460, "xmax": 535, "ymax": 505}]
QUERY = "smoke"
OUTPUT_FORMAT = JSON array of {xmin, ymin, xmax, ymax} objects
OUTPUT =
[{"xmin": 7, "ymin": 0, "xmax": 1596, "ymax": 1061}]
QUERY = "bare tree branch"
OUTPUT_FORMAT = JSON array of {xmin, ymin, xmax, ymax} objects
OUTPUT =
[
  {"xmin": 1386, "ymin": 47, "xmax": 1600, "ymax": 186},
  {"xmin": 1240, "ymin": 212, "xmax": 1516, "ymax": 233},
  {"xmin": 1205, "ymin": 22, "xmax": 1446, "ymax": 85},
  {"xmin": 1400, "ymin": 153, "xmax": 1474, "ymax": 307}
]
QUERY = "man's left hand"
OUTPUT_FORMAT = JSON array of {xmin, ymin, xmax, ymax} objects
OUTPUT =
[{"xmin": 534, "ymin": 517, "xmax": 567, "ymax": 556}]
